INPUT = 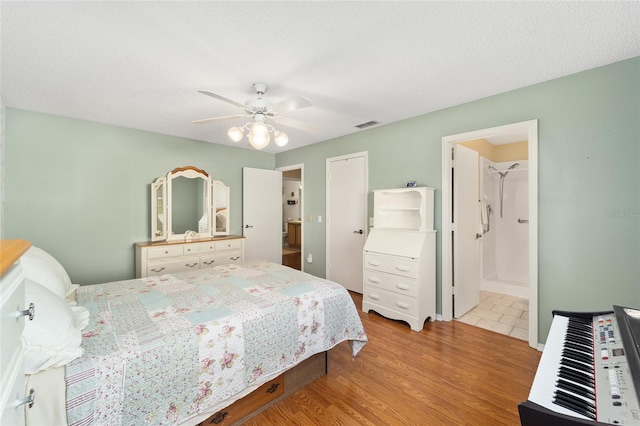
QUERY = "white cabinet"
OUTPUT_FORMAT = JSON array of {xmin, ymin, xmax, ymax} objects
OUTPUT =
[
  {"xmin": 135, "ymin": 236, "xmax": 244, "ymax": 278},
  {"xmin": 362, "ymin": 187, "xmax": 436, "ymax": 331},
  {"xmin": 1, "ymin": 240, "xmax": 34, "ymax": 426}
]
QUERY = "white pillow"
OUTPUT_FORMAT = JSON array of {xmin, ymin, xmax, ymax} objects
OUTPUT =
[
  {"xmin": 23, "ymin": 280, "xmax": 84, "ymax": 374},
  {"xmin": 21, "ymin": 246, "xmax": 73, "ymax": 300}
]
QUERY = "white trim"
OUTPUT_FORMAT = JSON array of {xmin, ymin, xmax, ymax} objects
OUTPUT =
[
  {"xmin": 325, "ymin": 151, "xmax": 369, "ymax": 283},
  {"xmin": 441, "ymin": 120, "xmax": 539, "ymax": 349},
  {"xmin": 277, "ymin": 163, "xmax": 304, "ymax": 272}
]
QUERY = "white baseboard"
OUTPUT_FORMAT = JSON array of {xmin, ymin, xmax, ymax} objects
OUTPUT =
[{"xmin": 481, "ymin": 279, "xmax": 528, "ymax": 298}]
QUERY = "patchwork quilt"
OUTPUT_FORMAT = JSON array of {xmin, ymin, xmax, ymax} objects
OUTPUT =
[{"xmin": 65, "ymin": 261, "xmax": 367, "ymax": 425}]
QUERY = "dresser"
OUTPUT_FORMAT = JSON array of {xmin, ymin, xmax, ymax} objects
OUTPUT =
[
  {"xmin": 135, "ymin": 236, "xmax": 245, "ymax": 278},
  {"xmin": 1, "ymin": 239, "xmax": 34, "ymax": 425},
  {"xmin": 362, "ymin": 187, "xmax": 436, "ymax": 331}
]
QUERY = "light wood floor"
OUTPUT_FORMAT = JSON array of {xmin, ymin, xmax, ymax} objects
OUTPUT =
[{"xmin": 245, "ymin": 292, "xmax": 542, "ymax": 426}]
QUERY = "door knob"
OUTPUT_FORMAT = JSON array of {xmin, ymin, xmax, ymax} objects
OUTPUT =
[
  {"xmin": 354, "ymin": 229, "xmax": 363, "ymax": 234},
  {"xmin": 475, "ymin": 233, "xmax": 482, "ymax": 239},
  {"xmin": 245, "ymin": 224, "xmax": 253, "ymax": 229}
]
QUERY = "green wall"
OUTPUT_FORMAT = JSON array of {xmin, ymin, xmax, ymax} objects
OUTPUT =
[
  {"xmin": 4, "ymin": 57, "xmax": 638, "ymax": 343},
  {"xmin": 4, "ymin": 110, "xmax": 274, "ymax": 284},
  {"xmin": 276, "ymin": 57, "xmax": 640, "ymax": 342}
]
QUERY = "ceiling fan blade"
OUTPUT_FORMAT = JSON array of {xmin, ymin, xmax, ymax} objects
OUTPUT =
[
  {"xmin": 192, "ymin": 114, "xmax": 249, "ymax": 124},
  {"xmin": 269, "ymin": 96, "xmax": 312, "ymax": 114},
  {"xmin": 198, "ymin": 90, "xmax": 247, "ymax": 110},
  {"xmin": 274, "ymin": 116, "xmax": 318, "ymax": 133}
]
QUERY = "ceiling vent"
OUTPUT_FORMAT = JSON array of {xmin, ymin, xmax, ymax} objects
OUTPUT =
[{"xmin": 354, "ymin": 120, "xmax": 380, "ymax": 129}]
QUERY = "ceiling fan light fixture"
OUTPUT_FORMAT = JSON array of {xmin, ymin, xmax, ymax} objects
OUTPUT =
[
  {"xmin": 274, "ymin": 131, "xmax": 288, "ymax": 147},
  {"xmin": 248, "ymin": 130, "xmax": 270, "ymax": 150},
  {"xmin": 251, "ymin": 120, "xmax": 268, "ymax": 137},
  {"xmin": 227, "ymin": 126, "xmax": 244, "ymax": 142}
]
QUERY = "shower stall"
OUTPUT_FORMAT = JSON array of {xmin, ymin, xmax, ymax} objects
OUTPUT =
[{"xmin": 481, "ymin": 158, "xmax": 529, "ymax": 298}]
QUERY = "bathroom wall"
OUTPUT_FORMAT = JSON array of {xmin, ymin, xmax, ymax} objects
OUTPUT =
[
  {"xmin": 282, "ymin": 179, "xmax": 301, "ymax": 229},
  {"xmin": 482, "ymin": 159, "xmax": 530, "ymax": 285}
]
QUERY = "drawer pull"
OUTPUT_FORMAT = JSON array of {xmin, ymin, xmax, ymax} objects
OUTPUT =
[
  {"xmin": 368, "ymin": 260, "xmax": 381, "ymax": 267},
  {"xmin": 368, "ymin": 277, "xmax": 381, "ymax": 284},
  {"xmin": 396, "ymin": 302, "xmax": 409, "ymax": 309},
  {"xmin": 230, "ymin": 256, "xmax": 240, "ymax": 261},
  {"xmin": 395, "ymin": 283, "xmax": 410, "ymax": 291},
  {"xmin": 208, "ymin": 410, "xmax": 228, "ymax": 424},
  {"xmin": 395, "ymin": 266, "xmax": 410, "ymax": 272},
  {"xmin": 266, "ymin": 383, "xmax": 280, "ymax": 394},
  {"xmin": 203, "ymin": 260, "xmax": 216, "ymax": 265},
  {"xmin": 16, "ymin": 303, "xmax": 35, "ymax": 321},
  {"xmin": 13, "ymin": 388, "xmax": 35, "ymax": 409},
  {"xmin": 185, "ymin": 263, "xmax": 198, "ymax": 268},
  {"xmin": 369, "ymin": 293, "xmax": 381, "ymax": 301},
  {"xmin": 150, "ymin": 267, "xmax": 166, "ymax": 273}
]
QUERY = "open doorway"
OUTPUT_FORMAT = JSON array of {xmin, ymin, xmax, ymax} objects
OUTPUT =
[
  {"xmin": 441, "ymin": 120, "xmax": 539, "ymax": 349},
  {"xmin": 278, "ymin": 164, "xmax": 303, "ymax": 271}
]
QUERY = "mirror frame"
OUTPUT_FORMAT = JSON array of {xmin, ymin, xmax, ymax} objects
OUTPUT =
[
  {"xmin": 151, "ymin": 177, "xmax": 167, "ymax": 241},
  {"xmin": 212, "ymin": 180, "xmax": 230, "ymax": 236},
  {"xmin": 151, "ymin": 166, "xmax": 232, "ymax": 242},
  {"xmin": 166, "ymin": 166, "xmax": 211, "ymax": 241}
]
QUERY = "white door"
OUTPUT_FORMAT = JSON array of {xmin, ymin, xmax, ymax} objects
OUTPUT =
[
  {"xmin": 326, "ymin": 152, "xmax": 368, "ymax": 293},
  {"xmin": 453, "ymin": 144, "xmax": 481, "ymax": 318},
  {"xmin": 243, "ymin": 167, "xmax": 282, "ymax": 263}
]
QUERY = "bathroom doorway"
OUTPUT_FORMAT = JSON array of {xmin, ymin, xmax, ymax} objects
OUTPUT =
[
  {"xmin": 278, "ymin": 164, "xmax": 303, "ymax": 271},
  {"xmin": 441, "ymin": 120, "xmax": 539, "ymax": 348}
]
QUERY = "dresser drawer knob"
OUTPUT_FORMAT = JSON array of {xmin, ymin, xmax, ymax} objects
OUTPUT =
[
  {"xmin": 395, "ymin": 284, "xmax": 409, "ymax": 291},
  {"xmin": 13, "ymin": 388, "xmax": 35, "ymax": 409},
  {"xmin": 203, "ymin": 260, "xmax": 216, "ymax": 265},
  {"xmin": 16, "ymin": 303, "xmax": 35, "ymax": 321},
  {"xmin": 266, "ymin": 383, "xmax": 280, "ymax": 394},
  {"xmin": 396, "ymin": 302, "xmax": 409, "ymax": 309},
  {"xmin": 368, "ymin": 277, "xmax": 381, "ymax": 283},
  {"xmin": 395, "ymin": 266, "xmax": 410, "ymax": 272},
  {"xmin": 185, "ymin": 263, "xmax": 198, "ymax": 268},
  {"xmin": 369, "ymin": 293, "xmax": 381, "ymax": 301},
  {"xmin": 150, "ymin": 267, "xmax": 166, "ymax": 273},
  {"xmin": 230, "ymin": 256, "xmax": 240, "ymax": 261},
  {"xmin": 368, "ymin": 261, "xmax": 381, "ymax": 267}
]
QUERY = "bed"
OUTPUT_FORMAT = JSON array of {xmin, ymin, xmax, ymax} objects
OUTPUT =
[{"xmin": 19, "ymin": 247, "xmax": 367, "ymax": 426}]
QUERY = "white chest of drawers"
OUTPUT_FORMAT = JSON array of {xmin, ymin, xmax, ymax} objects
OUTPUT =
[
  {"xmin": 362, "ymin": 231, "xmax": 436, "ymax": 331},
  {"xmin": 1, "ymin": 240, "xmax": 33, "ymax": 426},
  {"xmin": 135, "ymin": 236, "xmax": 245, "ymax": 278}
]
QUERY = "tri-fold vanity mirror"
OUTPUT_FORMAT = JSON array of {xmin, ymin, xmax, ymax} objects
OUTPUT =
[{"xmin": 151, "ymin": 166, "xmax": 230, "ymax": 241}]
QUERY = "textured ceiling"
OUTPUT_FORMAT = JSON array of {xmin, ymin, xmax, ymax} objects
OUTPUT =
[{"xmin": 2, "ymin": 1, "xmax": 639, "ymax": 153}]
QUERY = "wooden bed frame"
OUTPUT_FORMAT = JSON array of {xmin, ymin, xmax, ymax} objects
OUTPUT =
[{"xmin": 197, "ymin": 351, "xmax": 328, "ymax": 425}]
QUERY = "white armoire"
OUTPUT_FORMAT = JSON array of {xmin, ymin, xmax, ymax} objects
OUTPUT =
[{"xmin": 362, "ymin": 187, "xmax": 436, "ymax": 331}]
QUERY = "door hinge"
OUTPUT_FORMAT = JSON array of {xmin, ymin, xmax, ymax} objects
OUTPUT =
[{"xmin": 450, "ymin": 146, "xmax": 455, "ymax": 168}]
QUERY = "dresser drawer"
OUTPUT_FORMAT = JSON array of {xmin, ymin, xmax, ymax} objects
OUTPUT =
[
  {"xmin": 147, "ymin": 256, "xmax": 200, "ymax": 276},
  {"xmin": 1, "ymin": 265, "xmax": 26, "ymax": 377},
  {"xmin": 0, "ymin": 355, "xmax": 26, "ymax": 426},
  {"xmin": 201, "ymin": 375, "xmax": 284, "ymax": 425},
  {"xmin": 363, "ymin": 270, "xmax": 418, "ymax": 297},
  {"xmin": 191, "ymin": 241, "xmax": 217, "ymax": 254},
  {"xmin": 146, "ymin": 245, "xmax": 185, "ymax": 260},
  {"xmin": 364, "ymin": 253, "xmax": 417, "ymax": 278},
  {"xmin": 215, "ymin": 239, "xmax": 242, "ymax": 251},
  {"xmin": 201, "ymin": 251, "xmax": 243, "ymax": 268},
  {"xmin": 363, "ymin": 285, "xmax": 418, "ymax": 316}
]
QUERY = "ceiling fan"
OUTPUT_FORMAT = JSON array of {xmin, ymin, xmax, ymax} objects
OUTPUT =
[{"xmin": 193, "ymin": 83, "xmax": 312, "ymax": 149}]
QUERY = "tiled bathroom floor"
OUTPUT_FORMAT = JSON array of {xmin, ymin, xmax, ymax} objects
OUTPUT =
[{"xmin": 457, "ymin": 290, "xmax": 529, "ymax": 341}]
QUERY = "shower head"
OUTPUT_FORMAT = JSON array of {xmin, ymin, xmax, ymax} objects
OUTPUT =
[{"xmin": 508, "ymin": 163, "xmax": 520, "ymax": 170}]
